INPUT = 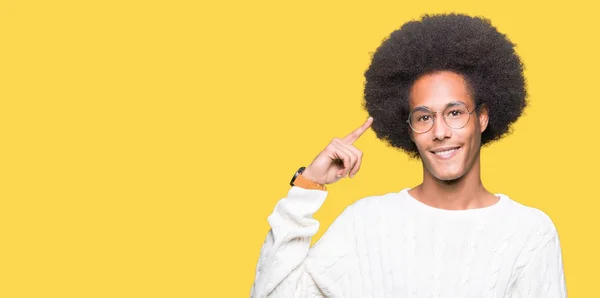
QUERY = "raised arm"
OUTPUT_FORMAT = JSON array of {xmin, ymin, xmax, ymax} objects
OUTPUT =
[{"xmin": 251, "ymin": 117, "xmax": 373, "ymax": 297}]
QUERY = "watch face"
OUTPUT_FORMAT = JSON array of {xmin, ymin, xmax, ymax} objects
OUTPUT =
[
  {"xmin": 290, "ymin": 167, "xmax": 306, "ymax": 186},
  {"xmin": 298, "ymin": 166, "xmax": 306, "ymax": 174}
]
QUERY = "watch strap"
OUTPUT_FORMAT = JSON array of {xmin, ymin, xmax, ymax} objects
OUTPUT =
[
  {"xmin": 290, "ymin": 166, "xmax": 327, "ymax": 191},
  {"xmin": 293, "ymin": 174, "xmax": 327, "ymax": 191}
]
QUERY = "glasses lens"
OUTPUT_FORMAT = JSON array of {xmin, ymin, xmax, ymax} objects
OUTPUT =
[
  {"xmin": 409, "ymin": 108, "xmax": 433, "ymax": 133},
  {"xmin": 443, "ymin": 103, "xmax": 470, "ymax": 129}
]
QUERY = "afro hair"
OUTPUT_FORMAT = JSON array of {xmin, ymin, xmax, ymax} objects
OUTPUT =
[{"xmin": 363, "ymin": 13, "xmax": 527, "ymax": 158}]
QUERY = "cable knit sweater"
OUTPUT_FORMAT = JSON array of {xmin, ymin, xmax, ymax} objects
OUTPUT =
[{"xmin": 251, "ymin": 187, "xmax": 566, "ymax": 297}]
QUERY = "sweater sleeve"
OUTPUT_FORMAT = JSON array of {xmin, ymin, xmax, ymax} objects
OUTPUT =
[
  {"xmin": 251, "ymin": 186, "xmax": 357, "ymax": 298},
  {"xmin": 509, "ymin": 231, "xmax": 567, "ymax": 298}
]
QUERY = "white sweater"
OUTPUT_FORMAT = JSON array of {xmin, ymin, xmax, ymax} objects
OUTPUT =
[{"xmin": 251, "ymin": 187, "xmax": 567, "ymax": 297}]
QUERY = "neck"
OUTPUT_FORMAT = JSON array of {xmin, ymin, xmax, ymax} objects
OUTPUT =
[{"xmin": 410, "ymin": 154, "xmax": 496, "ymax": 210}]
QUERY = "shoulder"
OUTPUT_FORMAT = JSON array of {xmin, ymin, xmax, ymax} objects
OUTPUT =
[
  {"xmin": 348, "ymin": 190, "xmax": 405, "ymax": 209},
  {"xmin": 500, "ymin": 196, "xmax": 560, "ymax": 262},
  {"xmin": 340, "ymin": 190, "xmax": 408, "ymax": 221},
  {"xmin": 502, "ymin": 196, "xmax": 558, "ymax": 237},
  {"xmin": 499, "ymin": 197, "xmax": 564, "ymax": 283}
]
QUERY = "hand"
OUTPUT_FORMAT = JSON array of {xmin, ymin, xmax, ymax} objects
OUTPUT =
[{"xmin": 302, "ymin": 117, "xmax": 373, "ymax": 185}]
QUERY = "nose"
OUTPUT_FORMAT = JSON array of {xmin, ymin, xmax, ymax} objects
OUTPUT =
[{"xmin": 431, "ymin": 112, "xmax": 451, "ymax": 141}]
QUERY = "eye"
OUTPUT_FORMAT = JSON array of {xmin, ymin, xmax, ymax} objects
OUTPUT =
[
  {"xmin": 447, "ymin": 109, "xmax": 463, "ymax": 117},
  {"xmin": 417, "ymin": 115, "xmax": 431, "ymax": 122}
]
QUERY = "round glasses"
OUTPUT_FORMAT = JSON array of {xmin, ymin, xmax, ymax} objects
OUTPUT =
[{"xmin": 407, "ymin": 102, "xmax": 477, "ymax": 134}]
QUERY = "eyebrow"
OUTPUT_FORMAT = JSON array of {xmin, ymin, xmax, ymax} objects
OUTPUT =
[{"xmin": 412, "ymin": 101, "xmax": 466, "ymax": 111}]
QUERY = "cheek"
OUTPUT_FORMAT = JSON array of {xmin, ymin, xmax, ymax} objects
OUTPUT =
[
  {"xmin": 460, "ymin": 122, "xmax": 480, "ymax": 143},
  {"xmin": 469, "ymin": 124, "xmax": 482, "ymax": 145},
  {"xmin": 412, "ymin": 135, "xmax": 429, "ymax": 152}
]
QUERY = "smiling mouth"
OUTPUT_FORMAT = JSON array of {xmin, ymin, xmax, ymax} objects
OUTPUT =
[{"xmin": 431, "ymin": 147, "xmax": 461, "ymax": 159}]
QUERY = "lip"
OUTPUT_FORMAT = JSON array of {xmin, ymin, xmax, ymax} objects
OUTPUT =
[{"xmin": 430, "ymin": 146, "xmax": 462, "ymax": 160}]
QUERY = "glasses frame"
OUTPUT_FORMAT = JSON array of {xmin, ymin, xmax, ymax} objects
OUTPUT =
[{"xmin": 406, "ymin": 102, "xmax": 478, "ymax": 134}]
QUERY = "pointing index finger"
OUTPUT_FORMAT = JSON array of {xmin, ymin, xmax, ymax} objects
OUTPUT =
[{"xmin": 343, "ymin": 117, "xmax": 373, "ymax": 144}]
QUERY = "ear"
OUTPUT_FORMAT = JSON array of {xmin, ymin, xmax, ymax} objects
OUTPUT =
[{"xmin": 478, "ymin": 104, "xmax": 489, "ymax": 133}]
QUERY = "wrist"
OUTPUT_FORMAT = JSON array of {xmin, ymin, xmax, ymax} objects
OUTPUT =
[
  {"xmin": 290, "ymin": 166, "xmax": 326, "ymax": 191},
  {"xmin": 301, "ymin": 167, "xmax": 322, "ymax": 185}
]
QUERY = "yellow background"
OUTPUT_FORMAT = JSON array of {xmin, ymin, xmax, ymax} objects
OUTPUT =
[{"xmin": 1, "ymin": 0, "xmax": 598, "ymax": 297}]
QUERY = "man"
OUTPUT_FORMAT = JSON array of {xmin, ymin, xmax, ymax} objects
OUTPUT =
[{"xmin": 251, "ymin": 13, "xmax": 566, "ymax": 297}]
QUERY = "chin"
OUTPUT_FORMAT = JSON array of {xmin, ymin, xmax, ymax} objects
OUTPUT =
[
  {"xmin": 433, "ymin": 171, "xmax": 464, "ymax": 182},
  {"xmin": 428, "ymin": 165, "xmax": 466, "ymax": 182}
]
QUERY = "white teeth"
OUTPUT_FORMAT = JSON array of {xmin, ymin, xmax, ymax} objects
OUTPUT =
[{"xmin": 434, "ymin": 148, "xmax": 458, "ymax": 156}]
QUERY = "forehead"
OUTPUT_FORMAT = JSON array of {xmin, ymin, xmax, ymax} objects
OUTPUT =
[{"xmin": 409, "ymin": 71, "xmax": 474, "ymax": 110}]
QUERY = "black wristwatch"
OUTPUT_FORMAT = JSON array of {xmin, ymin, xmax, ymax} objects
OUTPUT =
[{"xmin": 289, "ymin": 166, "xmax": 306, "ymax": 186}]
